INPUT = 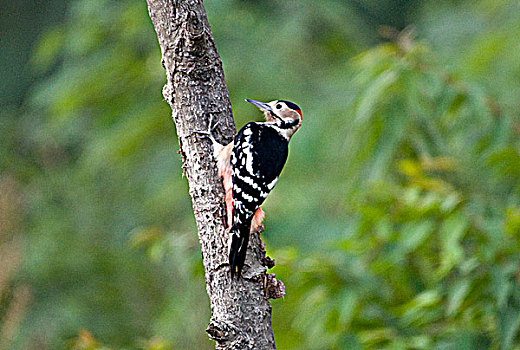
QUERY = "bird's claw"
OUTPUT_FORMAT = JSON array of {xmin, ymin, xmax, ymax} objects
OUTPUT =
[
  {"xmin": 191, "ymin": 129, "xmax": 211, "ymax": 136},
  {"xmin": 190, "ymin": 115, "xmax": 220, "ymax": 138}
]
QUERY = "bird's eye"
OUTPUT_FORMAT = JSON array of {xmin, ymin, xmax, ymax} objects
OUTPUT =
[{"xmin": 276, "ymin": 103, "xmax": 282, "ymax": 109}]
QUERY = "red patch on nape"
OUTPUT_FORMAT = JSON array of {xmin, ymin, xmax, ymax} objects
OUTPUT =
[{"xmin": 296, "ymin": 109, "xmax": 303, "ymax": 120}]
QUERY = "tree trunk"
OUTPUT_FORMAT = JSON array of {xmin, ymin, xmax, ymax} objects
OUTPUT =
[{"xmin": 145, "ymin": 1, "xmax": 284, "ymax": 349}]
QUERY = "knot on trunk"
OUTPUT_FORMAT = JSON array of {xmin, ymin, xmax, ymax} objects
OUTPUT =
[
  {"xmin": 187, "ymin": 10, "xmax": 204, "ymax": 38},
  {"xmin": 207, "ymin": 318, "xmax": 254, "ymax": 348},
  {"xmin": 265, "ymin": 273, "xmax": 286, "ymax": 300}
]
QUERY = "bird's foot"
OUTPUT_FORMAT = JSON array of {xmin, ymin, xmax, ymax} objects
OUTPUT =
[{"xmin": 190, "ymin": 115, "xmax": 220, "ymax": 140}]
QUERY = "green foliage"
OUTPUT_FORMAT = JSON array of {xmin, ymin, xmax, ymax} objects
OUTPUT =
[
  {"xmin": 269, "ymin": 28, "xmax": 520, "ymax": 348},
  {"xmin": 2, "ymin": 0, "xmax": 520, "ymax": 349},
  {"xmin": 274, "ymin": 158, "xmax": 520, "ymax": 349}
]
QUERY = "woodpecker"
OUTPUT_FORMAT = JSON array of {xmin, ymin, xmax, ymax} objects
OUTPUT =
[{"xmin": 194, "ymin": 99, "xmax": 302, "ymax": 279}]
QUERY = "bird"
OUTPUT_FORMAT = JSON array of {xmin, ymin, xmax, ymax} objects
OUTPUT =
[{"xmin": 193, "ymin": 98, "xmax": 302, "ymax": 279}]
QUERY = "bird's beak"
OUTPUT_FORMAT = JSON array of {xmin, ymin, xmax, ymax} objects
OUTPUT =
[{"xmin": 245, "ymin": 99, "xmax": 272, "ymax": 112}]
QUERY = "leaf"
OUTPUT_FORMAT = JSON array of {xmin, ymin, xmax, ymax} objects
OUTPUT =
[
  {"xmin": 355, "ymin": 69, "xmax": 397, "ymax": 123},
  {"xmin": 446, "ymin": 278, "xmax": 471, "ymax": 316},
  {"xmin": 437, "ymin": 213, "xmax": 468, "ymax": 278},
  {"xmin": 338, "ymin": 289, "xmax": 359, "ymax": 328},
  {"xmin": 399, "ymin": 219, "xmax": 435, "ymax": 253},
  {"xmin": 499, "ymin": 304, "xmax": 520, "ymax": 350}
]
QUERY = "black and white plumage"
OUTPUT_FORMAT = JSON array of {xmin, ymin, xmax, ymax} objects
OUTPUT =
[
  {"xmin": 228, "ymin": 122, "xmax": 289, "ymax": 277},
  {"xmin": 194, "ymin": 99, "xmax": 302, "ymax": 279},
  {"xmin": 231, "ymin": 122, "xmax": 288, "ymax": 225}
]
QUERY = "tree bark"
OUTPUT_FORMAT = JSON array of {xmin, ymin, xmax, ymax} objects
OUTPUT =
[{"xmin": 145, "ymin": 1, "xmax": 284, "ymax": 349}]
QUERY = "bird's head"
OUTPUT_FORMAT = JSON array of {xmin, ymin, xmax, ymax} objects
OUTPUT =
[{"xmin": 245, "ymin": 98, "xmax": 302, "ymax": 138}]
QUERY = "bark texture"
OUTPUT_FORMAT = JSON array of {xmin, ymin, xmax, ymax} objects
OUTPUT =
[{"xmin": 146, "ymin": 1, "xmax": 283, "ymax": 349}]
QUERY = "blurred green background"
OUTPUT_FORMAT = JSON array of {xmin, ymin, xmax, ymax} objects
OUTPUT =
[{"xmin": 1, "ymin": 0, "xmax": 520, "ymax": 349}]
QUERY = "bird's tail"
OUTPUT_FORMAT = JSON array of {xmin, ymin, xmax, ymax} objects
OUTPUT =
[{"xmin": 229, "ymin": 220, "xmax": 251, "ymax": 279}]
